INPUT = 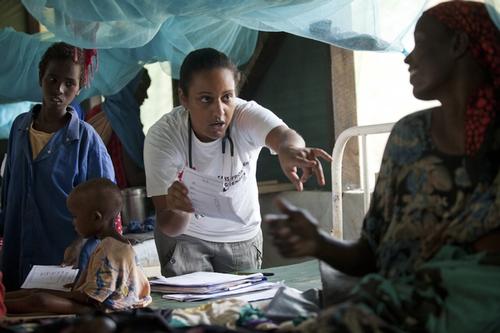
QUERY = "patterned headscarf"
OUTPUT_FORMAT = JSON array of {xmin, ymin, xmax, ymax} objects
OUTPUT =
[{"xmin": 426, "ymin": 1, "xmax": 499, "ymax": 156}]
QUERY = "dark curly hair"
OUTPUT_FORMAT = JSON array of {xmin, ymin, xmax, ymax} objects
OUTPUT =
[
  {"xmin": 38, "ymin": 42, "xmax": 97, "ymax": 87},
  {"xmin": 70, "ymin": 178, "xmax": 123, "ymax": 220}
]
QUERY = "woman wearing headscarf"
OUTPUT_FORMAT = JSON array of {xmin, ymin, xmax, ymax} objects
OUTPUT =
[{"xmin": 265, "ymin": 1, "xmax": 500, "ymax": 332}]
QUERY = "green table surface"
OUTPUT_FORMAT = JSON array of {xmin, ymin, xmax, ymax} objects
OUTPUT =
[{"xmin": 150, "ymin": 260, "xmax": 322, "ymax": 309}]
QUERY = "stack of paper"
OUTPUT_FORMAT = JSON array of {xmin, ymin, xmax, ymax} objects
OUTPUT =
[{"xmin": 150, "ymin": 271, "xmax": 281, "ymax": 302}]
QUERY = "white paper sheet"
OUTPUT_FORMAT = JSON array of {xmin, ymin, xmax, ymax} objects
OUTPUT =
[
  {"xmin": 233, "ymin": 287, "xmax": 280, "ymax": 303},
  {"xmin": 182, "ymin": 168, "xmax": 244, "ymax": 223},
  {"xmin": 21, "ymin": 265, "xmax": 79, "ymax": 291},
  {"xmin": 151, "ymin": 271, "xmax": 263, "ymax": 286}
]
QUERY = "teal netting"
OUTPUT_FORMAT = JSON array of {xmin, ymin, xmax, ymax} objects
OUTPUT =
[{"xmin": 0, "ymin": 0, "xmax": 498, "ymax": 138}]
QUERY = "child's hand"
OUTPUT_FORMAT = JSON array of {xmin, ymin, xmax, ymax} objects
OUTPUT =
[
  {"xmin": 61, "ymin": 237, "xmax": 85, "ymax": 268},
  {"xmin": 63, "ymin": 282, "xmax": 74, "ymax": 290},
  {"xmin": 61, "ymin": 244, "xmax": 79, "ymax": 268}
]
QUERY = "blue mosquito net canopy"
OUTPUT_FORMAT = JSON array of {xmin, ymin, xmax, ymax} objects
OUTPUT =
[{"xmin": 0, "ymin": 0, "xmax": 498, "ymax": 137}]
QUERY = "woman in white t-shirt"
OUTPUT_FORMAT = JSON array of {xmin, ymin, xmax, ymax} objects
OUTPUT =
[{"xmin": 144, "ymin": 48, "xmax": 331, "ymax": 276}]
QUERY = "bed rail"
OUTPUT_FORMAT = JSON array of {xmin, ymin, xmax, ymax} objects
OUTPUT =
[{"xmin": 330, "ymin": 123, "xmax": 394, "ymax": 239}]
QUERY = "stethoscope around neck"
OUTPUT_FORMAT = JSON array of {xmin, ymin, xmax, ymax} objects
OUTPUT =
[{"xmin": 188, "ymin": 117, "xmax": 234, "ymax": 169}]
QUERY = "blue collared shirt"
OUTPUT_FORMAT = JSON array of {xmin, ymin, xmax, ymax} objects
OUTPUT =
[{"xmin": 0, "ymin": 105, "xmax": 115, "ymax": 290}]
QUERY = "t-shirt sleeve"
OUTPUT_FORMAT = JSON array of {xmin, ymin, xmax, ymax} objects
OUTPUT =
[
  {"xmin": 232, "ymin": 99, "xmax": 285, "ymax": 149},
  {"xmin": 144, "ymin": 122, "xmax": 182, "ymax": 197},
  {"xmin": 76, "ymin": 241, "xmax": 130, "ymax": 303}
]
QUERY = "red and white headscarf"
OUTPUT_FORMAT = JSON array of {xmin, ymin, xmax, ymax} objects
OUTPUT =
[{"xmin": 426, "ymin": 1, "xmax": 499, "ymax": 156}]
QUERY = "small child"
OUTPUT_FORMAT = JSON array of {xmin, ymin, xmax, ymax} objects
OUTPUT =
[{"xmin": 5, "ymin": 178, "xmax": 151, "ymax": 314}]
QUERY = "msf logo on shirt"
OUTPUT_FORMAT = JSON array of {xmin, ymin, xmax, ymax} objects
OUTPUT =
[{"xmin": 220, "ymin": 161, "xmax": 249, "ymax": 192}]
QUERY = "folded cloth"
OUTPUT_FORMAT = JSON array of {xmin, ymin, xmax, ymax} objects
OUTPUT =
[
  {"xmin": 170, "ymin": 299, "xmax": 248, "ymax": 329},
  {"xmin": 264, "ymin": 287, "xmax": 320, "ymax": 323}
]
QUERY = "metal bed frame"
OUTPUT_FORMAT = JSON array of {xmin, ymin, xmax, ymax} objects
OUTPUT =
[{"xmin": 330, "ymin": 122, "xmax": 395, "ymax": 239}]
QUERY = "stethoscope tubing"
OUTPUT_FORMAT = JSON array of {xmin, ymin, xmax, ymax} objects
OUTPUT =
[{"xmin": 188, "ymin": 117, "xmax": 234, "ymax": 169}]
